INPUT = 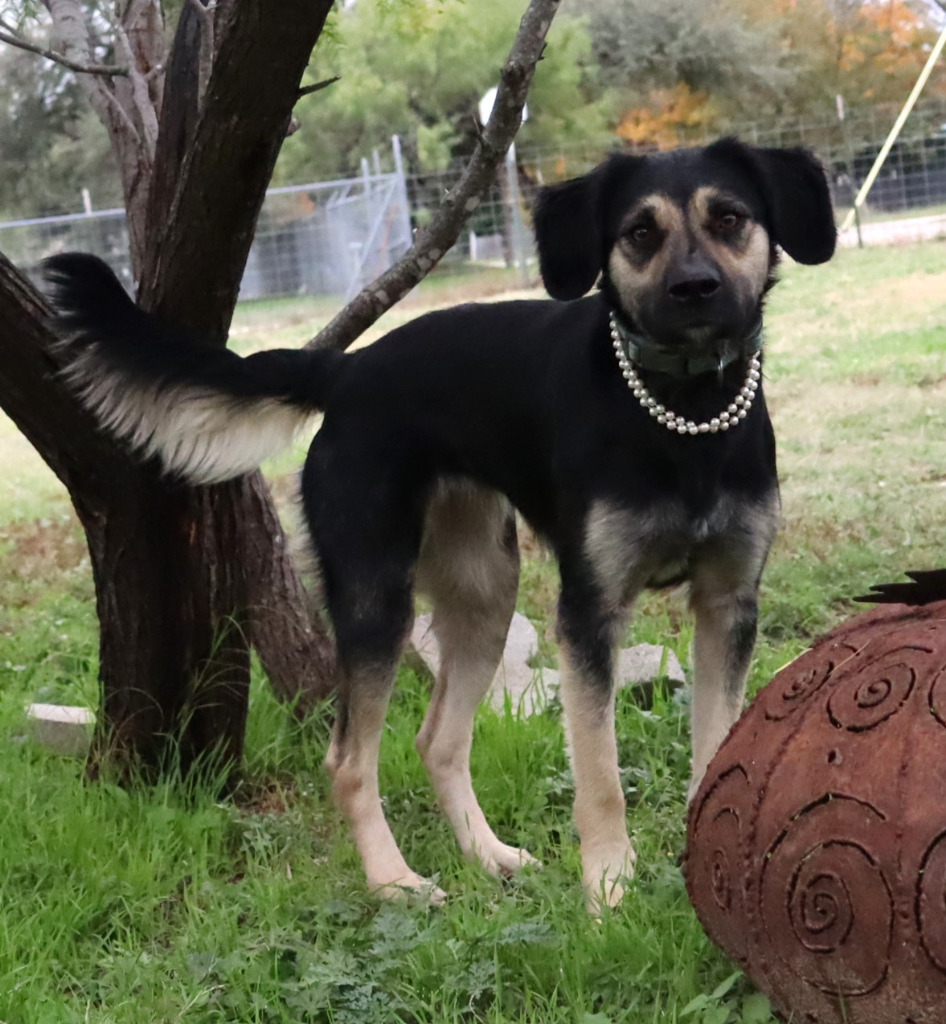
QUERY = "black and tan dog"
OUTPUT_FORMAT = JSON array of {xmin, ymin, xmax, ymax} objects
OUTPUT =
[{"xmin": 45, "ymin": 138, "xmax": 835, "ymax": 911}]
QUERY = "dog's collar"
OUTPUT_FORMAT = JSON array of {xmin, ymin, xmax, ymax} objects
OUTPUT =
[
  {"xmin": 609, "ymin": 312, "xmax": 763, "ymax": 436},
  {"xmin": 608, "ymin": 313, "xmax": 764, "ymax": 379}
]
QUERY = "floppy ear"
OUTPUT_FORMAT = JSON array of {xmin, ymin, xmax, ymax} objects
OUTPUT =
[
  {"xmin": 533, "ymin": 171, "xmax": 603, "ymax": 300},
  {"xmin": 710, "ymin": 139, "xmax": 837, "ymax": 265}
]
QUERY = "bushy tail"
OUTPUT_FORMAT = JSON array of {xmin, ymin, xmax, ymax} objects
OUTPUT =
[{"xmin": 44, "ymin": 253, "xmax": 343, "ymax": 484}]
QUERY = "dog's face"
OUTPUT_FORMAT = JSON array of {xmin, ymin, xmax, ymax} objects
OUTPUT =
[{"xmin": 534, "ymin": 138, "xmax": 836, "ymax": 356}]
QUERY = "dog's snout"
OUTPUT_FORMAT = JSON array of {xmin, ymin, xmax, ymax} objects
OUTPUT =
[
  {"xmin": 667, "ymin": 269, "xmax": 722, "ymax": 303},
  {"xmin": 668, "ymin": 274, "xmax": 721, "ymax": 302},
  {"xmin": 666, "ymin": 255, "xmax": 722, "ymax": 303}
]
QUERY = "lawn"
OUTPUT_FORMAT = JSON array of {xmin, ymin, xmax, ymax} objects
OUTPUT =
[{"xmin": 1, "ymin": 241, "xmax": 945, "ymax": 1023}]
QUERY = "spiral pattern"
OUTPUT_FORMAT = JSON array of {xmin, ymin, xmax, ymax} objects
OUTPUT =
[
  {"xmin": 826, "ymin": 648, "xmax": 919, "ymax": 732},
  {"xmin": 760, "ymin": 795, "xmax": 892, "ymax": 997},
  {"xmin": 926, "ymin": 663, "xmax": 946, "ymax": 731},
  {"xmin": 761, "ymin": 642, "xmax": 857, "ymax": 722},
  {"xmin": 687, "ymin": 765, "xmax": 751, "ymax": 964},
  {"xmin": 917, "ymin": 831, "xmax": 946, "ymax": 975}
]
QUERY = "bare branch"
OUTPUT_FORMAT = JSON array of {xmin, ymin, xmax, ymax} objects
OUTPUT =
[
  {"xmin": 307, "ymin": 0, "xmax": 561, "ymax": 352},
  {"xmin": 0, "ymin": 21, "xmax": 127, "ymax": 76},
  {"xmin": 297, "ymin": 74, "xmax": 340, "ymax": 99},
  {"xmin": 186, "ymin": 0, "xmax": 215, "ymax": 109},
  {"xmin": 111, "ymin": 6, "xmax": 160, "ymax": 159}
]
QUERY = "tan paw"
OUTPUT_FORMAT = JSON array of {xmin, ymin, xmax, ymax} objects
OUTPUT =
[
  {"xmin": 473, "ymin": 840, "xmax": 542, "ymax": 879},
  {"xmin": 583, "ymin": 840, "xmax": 637, "ymax": 915},
  {"xmin": 369, "ymin": 871, "xmax": 447, "ymax": 906}
]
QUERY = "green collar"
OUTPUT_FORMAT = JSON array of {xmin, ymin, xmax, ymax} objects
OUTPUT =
[{"xmin": 609, "ymin": 314, "xmax": 764, "ymax": 379}]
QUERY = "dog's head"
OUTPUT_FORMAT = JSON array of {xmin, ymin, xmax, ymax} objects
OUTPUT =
[{"xmin": 534, "ymin": 138, "xmax": 835, "ymax": 362}]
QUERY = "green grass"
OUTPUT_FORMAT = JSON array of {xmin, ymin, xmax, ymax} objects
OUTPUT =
[{"xmin": 2, "ymin": 241, "xmax": 946, "ymax": 1021}]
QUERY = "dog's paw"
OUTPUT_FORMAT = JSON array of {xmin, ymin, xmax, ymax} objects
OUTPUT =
[
  {"xmin": 582, "ymin": 840, "xmax": 637, "ymax": 916},
  {"xmin": 473, "ymin": 840, "xmax": 541, "ymax": 879},
  {"xmin": 369, "ymin": 871, "xmax": 447, "ymax": 906}
]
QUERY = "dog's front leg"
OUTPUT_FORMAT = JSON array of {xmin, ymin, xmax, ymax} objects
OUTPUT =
[
  {"xmin": 557, "ymin": 595, "xmax": 636, "ymax": 913},
  {"xmin": 687, "ymin": 581, "xmax": 760, "ymax": 803}
]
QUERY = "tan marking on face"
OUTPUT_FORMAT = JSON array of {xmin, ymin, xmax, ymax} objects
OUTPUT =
[
  {"xmin": 689, "ymin": 187, "xmax": 771, "ymax": 301},
  {"xmin": 608, "ymin": 187, "xmax": 773, "ymax": 319},
  {"xmin": 608, "ymin": 193, "xmax": 687, "ymax": 321}
]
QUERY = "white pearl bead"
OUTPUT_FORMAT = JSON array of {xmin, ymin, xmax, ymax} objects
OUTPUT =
[{"xmin": 608, "ymin": 312, "xmax": 762, "ymax": 436}]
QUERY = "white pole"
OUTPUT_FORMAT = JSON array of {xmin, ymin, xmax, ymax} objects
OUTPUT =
[{"xmin": 839, "ymin": 22, "xmax": 946, "ymax": 233}]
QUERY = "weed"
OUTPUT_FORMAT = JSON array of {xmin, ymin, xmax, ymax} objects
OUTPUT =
[{"xmin": 3, "ymin": 242, "xmax": 946, "ymax": 1020}]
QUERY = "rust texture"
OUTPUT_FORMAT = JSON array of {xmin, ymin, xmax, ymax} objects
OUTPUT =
[{"xmin": 684, "ymin": 600, "xmax": 946, "ymax": 1023}]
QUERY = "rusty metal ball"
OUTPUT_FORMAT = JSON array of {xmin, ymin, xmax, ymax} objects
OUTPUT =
[{"xmin": 684, "ymin": 600, "xmax": 946, "ymax": 1023}]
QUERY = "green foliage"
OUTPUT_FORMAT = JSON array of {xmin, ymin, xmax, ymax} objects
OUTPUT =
[
  {"xmin": 0, "ymin": 47, "xmax": 118, "ymax": 218},
  {"xmin": 275, "ymin": 0, "xmax": 612, "ymax": 181},
  {"xmin": 3, "ymin": 237, "xmax": 946, "ymax": 1022}
]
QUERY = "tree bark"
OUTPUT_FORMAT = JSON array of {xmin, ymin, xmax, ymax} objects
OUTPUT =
[
  {"xmin": 0, "ymin": 0, "xmax": 558, "ymax": 785},
  {"xmin": 0, "ymin": 0, "xmax": 338, "ymax": 784}
]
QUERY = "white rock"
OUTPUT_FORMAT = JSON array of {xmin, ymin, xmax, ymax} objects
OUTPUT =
[
  {"xmin": 615, "ymin": 644, "xmax": 686, "ymax": 689},
  {"xmin": 408, "ymin": 611, "xmax": 556, "ymax": 716},
  {"xmin": 27, "ymin": 703, "xmax": 94, "ymax": 758},
  {"xmin": 407, "ymin": 614, "xmax": 684, "ymax": 718}
]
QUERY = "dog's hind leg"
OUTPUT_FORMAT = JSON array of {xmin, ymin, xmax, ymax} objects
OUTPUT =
[
  {"xmin": 414, "ymin": 483, "xmax": 538, "ymax": 877},
  {"xmin": 312, "ymin": 461, "xmax": 441, "ymax": 901}
]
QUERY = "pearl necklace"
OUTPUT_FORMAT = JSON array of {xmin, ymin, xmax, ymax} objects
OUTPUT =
[{"xmin": 609, "ymin": 313, "xmax": 761, "ymax": 436}]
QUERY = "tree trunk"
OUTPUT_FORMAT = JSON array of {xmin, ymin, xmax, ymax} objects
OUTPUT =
[
  {"xmin": 0, "ymin": 0, "xmax": 558, "ymax": 785},
  {"xmin": 0, "ymin": 0, "xmax": 338, "ymax": 786}
]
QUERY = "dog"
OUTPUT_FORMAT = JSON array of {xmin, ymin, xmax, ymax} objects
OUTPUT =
[{"xmin": 45, "ymin": 137, "xmax": 836, "ymax": 911}]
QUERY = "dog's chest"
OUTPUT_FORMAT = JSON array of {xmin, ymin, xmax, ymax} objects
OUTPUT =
[{"xmin": 583, "ymin": 497, "xmax": 755, "ymax": 598}]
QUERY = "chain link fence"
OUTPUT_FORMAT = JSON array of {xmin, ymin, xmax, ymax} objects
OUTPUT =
[{"xmin": 4, "ymin": 97, "xmax": 946, "ymax": 307}]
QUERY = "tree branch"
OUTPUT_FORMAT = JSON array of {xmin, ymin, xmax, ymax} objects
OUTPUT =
[
  {"xmin": 0, "ymin": 21, "xmax": 127, "ymax": 76},
  {"xmin": 306, "ymin": 0, "xmax": 561, "ymax": 353},
  {"xmin": 298, "ymin": 74, "xmax": 340, "ymax": 99},
  {"xmin": 186, "ymin": 0, "xmax": 215, "ymax": 109},
  {"xmin": 138, "ymin": 0, "xmax": 337, "ymax": 339}
]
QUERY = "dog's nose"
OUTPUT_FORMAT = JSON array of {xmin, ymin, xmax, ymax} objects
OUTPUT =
[{"xmin": 667, "ymin": 260, "xmax": 722, "ymax": 302}]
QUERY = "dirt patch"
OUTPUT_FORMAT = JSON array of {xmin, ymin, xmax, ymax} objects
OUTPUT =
[{"xmin": 0, "ymin": 516, "xmax": 89, "ymax": 602}]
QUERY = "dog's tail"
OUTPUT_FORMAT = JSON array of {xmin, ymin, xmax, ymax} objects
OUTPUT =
[{"xmin": 44, "ymin": 252, "xmax": 345, "ymax": 485}]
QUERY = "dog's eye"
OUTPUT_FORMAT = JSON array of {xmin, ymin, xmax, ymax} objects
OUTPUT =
[
  {"xmin": 716, "ymin": 211, "xmax": 745, "ymax": 232},
  {"xmin": 628, "ymin": 224, "xmax": 652, "ymax": 243}
]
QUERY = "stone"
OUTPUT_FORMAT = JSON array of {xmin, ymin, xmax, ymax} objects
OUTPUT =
[
  {"xmin": 684, "ymin": 599, "xmax": 946, "ymax": 1023},
  {"xmin": 407, "ymin": 613, "xmax": 684, "ymax": 717},
  {"xmin": 408, "ymin": 611, "xmax": 556, "ymax": 715},
  {"xmin": 27, "ymin": 702, "xmax": 94, "ymax": 758},
  {"xmin": 615, "ymin": 643, "xmax": 686, "ymax": 691}
]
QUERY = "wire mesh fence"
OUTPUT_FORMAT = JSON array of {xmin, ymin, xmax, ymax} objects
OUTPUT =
[{"xmin": 4, "ymin": 96, "xmax": 946, "ymax": 313}]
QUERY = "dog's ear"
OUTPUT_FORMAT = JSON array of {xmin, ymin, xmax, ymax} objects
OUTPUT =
[
  {"xmin": 710, "ymin": 139, "xmax": 837, "ymax": 265},
  {"xmin": 533, "ymin": 170, "xmax": 603, "ymax": 300}
]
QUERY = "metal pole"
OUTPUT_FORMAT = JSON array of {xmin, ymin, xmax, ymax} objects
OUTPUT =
[
  {"xmin": 836, "ymin": 94, "xmax": 863, "ymax": 248},
  {"xmin": 505, "ymin": 142, "xmax": 530, "ymax": 288},
  {"xmin": 839, "ymin": 21, "xmax": 946, "ymax": 233}
]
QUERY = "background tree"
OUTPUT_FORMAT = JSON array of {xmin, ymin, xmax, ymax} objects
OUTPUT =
[
  {"xmin": 275, "ymin": 0, "xmax": 611, "ymax": 183},
  {"xmin": 0, "ymin": 0, "xmax": 558, "ymax": 785}
]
